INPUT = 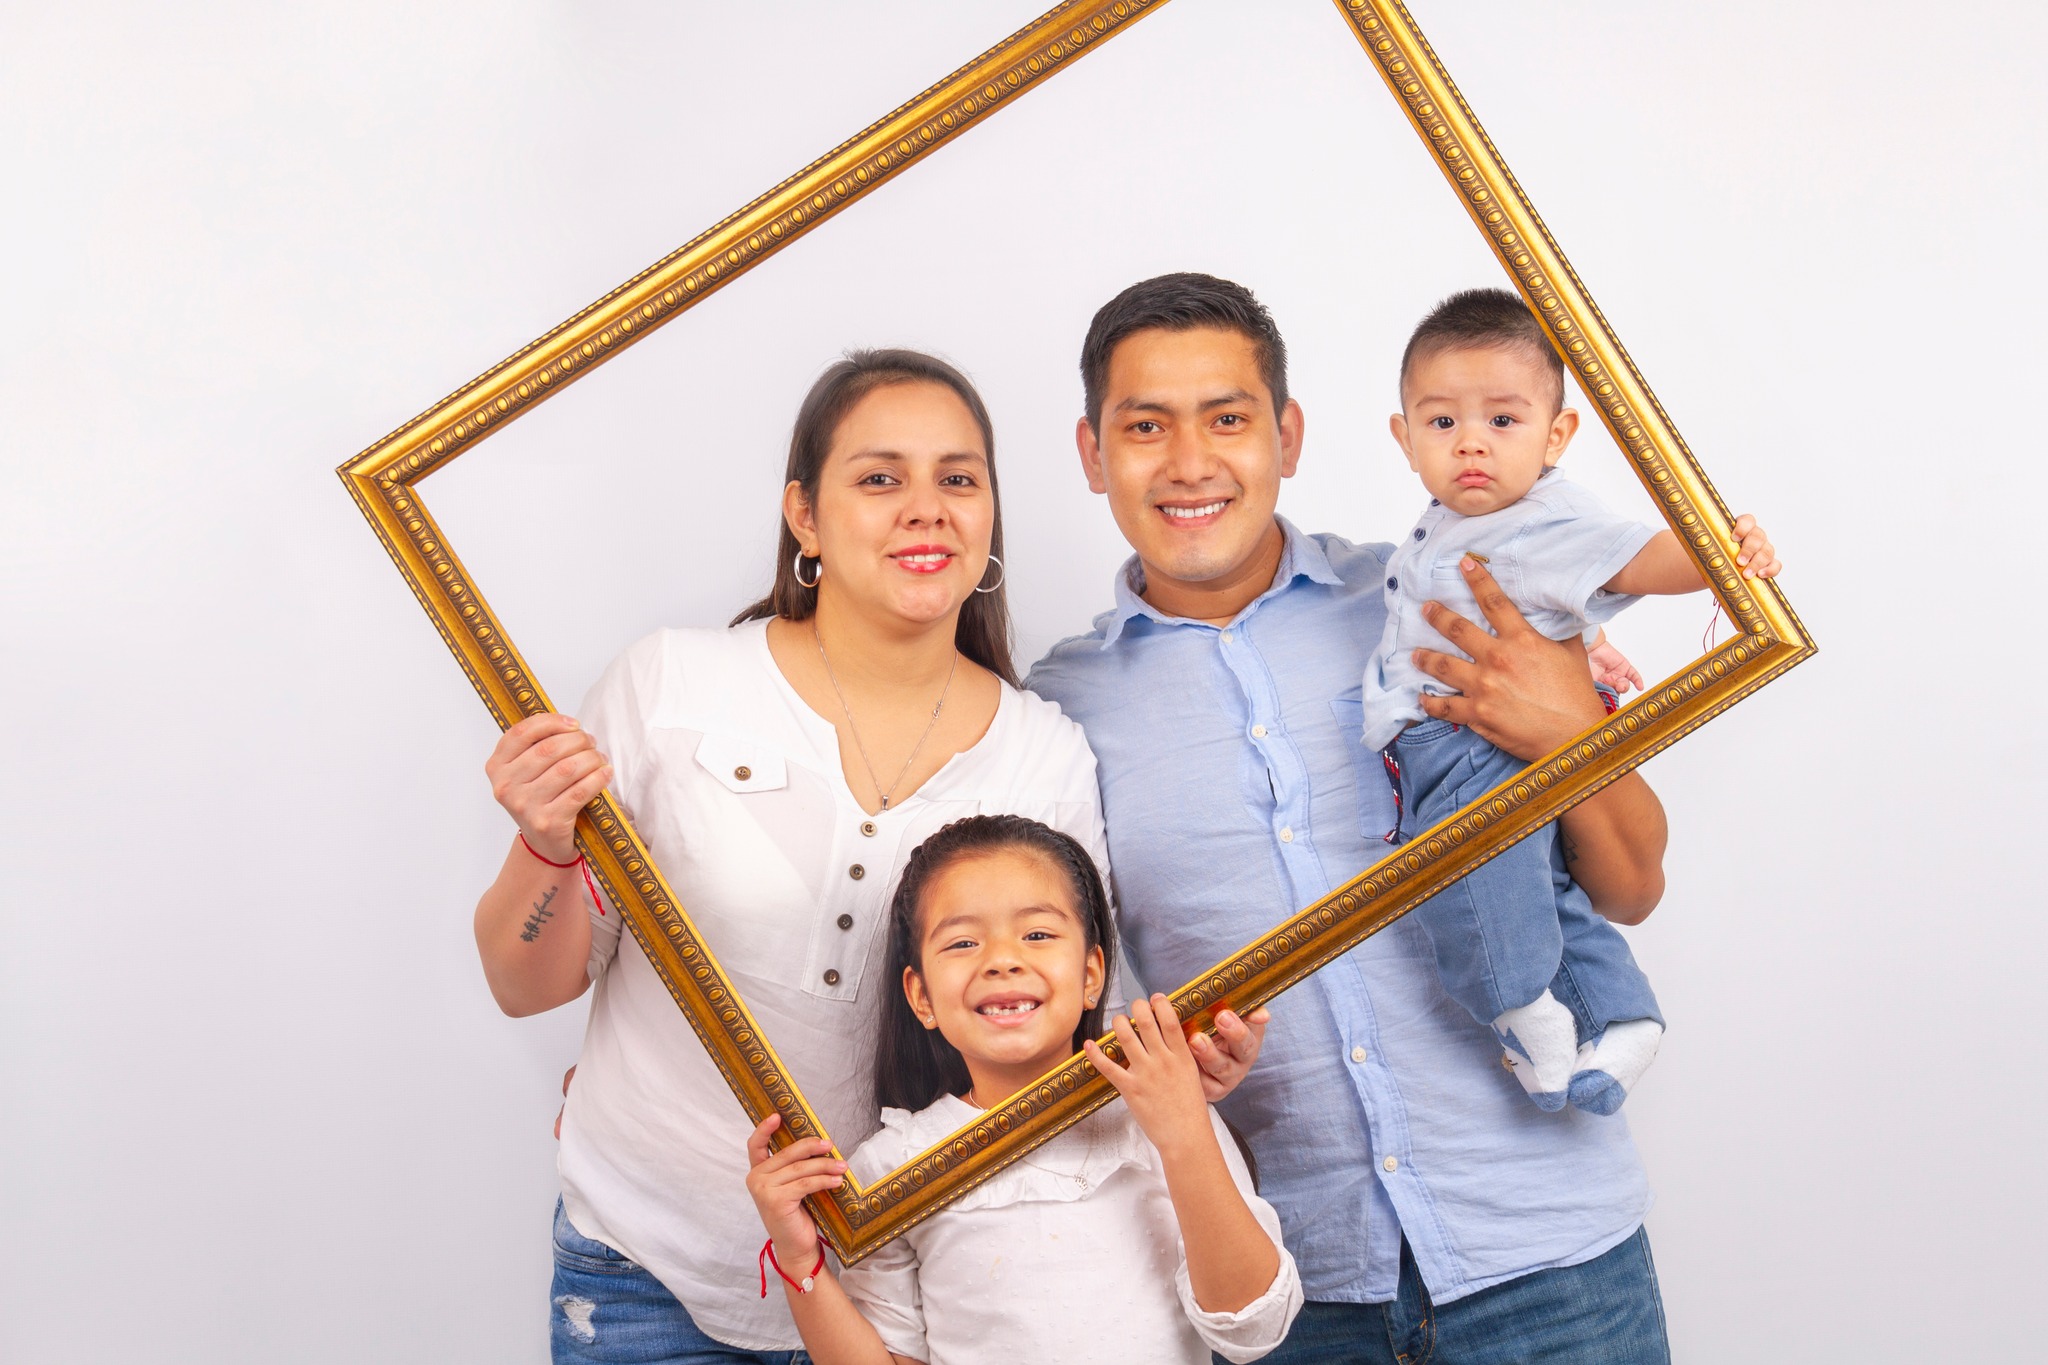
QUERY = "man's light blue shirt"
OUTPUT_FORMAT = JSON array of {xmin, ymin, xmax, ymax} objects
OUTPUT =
[{"xmin": 1026, "ymin": 518, "xmax": 1650, "ymax": 1305}]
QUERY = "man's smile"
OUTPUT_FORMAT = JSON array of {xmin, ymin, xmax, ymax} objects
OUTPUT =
[{"xmin": 1156, "ymin": 498, "xmax": 1231, "ymax": 526}]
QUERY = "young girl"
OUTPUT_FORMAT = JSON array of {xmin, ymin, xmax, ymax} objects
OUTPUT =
[{"xmin": 743, "ymin": 814, "xmax": 1302, "ymax": 1363}]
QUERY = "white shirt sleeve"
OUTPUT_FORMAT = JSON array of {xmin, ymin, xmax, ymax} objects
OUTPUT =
[
  {"xmin": 1171, "ymin": 1109, "xmax": 1304, "ymax": 1362},
  {"xmin": 837, "ymin": 1232, "xmax": 929, "ymax": 1363},
  {"xmin": 571, "ymin": 636, "xmax": 672, "ymax": 979},
  {"xmin": 837, "ymin": 1126, "xmax": 931, "ymax": 1362}
]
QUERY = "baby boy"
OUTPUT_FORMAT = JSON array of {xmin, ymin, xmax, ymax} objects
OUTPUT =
[{"xmin": 1366, "ymin": 288, "xmax": 1779, "ymax": 1114}]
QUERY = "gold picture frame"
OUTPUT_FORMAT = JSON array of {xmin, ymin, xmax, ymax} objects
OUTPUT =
[{"xmin": 340, "ymin": 0, "xmax": 1814, "ymax": 1263}]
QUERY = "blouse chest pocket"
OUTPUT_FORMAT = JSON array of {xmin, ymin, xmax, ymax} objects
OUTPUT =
[
  {"xmin": 693, "ymin": 732, "xmax": 788, "ymax": 794},
  {"xmin": 631, "ymin": 726, "xmax": 827, "ymax": 995}
]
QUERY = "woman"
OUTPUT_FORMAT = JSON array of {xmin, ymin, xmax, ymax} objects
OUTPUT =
[{"xmin": 475, "ymin": 350, "xmax": 1114, "ymax": 1362}]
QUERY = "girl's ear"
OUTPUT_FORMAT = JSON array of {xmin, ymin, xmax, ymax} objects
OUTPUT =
[
  {"xmin": 902, "ymin": 964, "xmax": 938, "ymax": 1030},
  {"xmin": 1082, "ymin": 943, "xmax": 1105, "ymax": 1011}
]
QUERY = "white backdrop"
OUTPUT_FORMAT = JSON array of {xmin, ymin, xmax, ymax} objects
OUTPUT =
[{"xmin": 4, "ymin": 2, "xmax": 2043, "ymax": 1360}]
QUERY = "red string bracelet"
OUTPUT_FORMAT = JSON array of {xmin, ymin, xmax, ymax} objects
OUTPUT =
[
  {"xmin": 517, "ymin": 832, "xmax": 606, "ymax": 917},
  {"xmin": 759, "ymin": 1237, "xmax": 826, "ymax": 1297}
]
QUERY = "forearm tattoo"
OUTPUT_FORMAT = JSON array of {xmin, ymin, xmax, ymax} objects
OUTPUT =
[{"xmin": 520, "ymin": 887, "xmax": 559, "ymax": 943}]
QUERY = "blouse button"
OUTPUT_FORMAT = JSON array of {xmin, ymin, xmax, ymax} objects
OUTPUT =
[
  {"xmin": 733, "ymin": 765, "xmax": 752, "ymax": 781},
  {"xmin": 1413, "ymin": 527, "xmax": 1426, "ymax": 541},
  {"xmin": 1386, "ymin": 577, "xmax": 1399, "ymax": 592},
  {"xmin": 849, "ymin": 864, "xmax": 866, "ymax": 881},
  {"xmin": 823, "ymin": 969, "xmax": 841, "ymax": 986},
  {"xmin": 837, "ymin": 914, "xmax": 854, "ymax": 931},
  {"xmin": 860, "ymin": 821, "xmax": 877, "ymax": 837}
]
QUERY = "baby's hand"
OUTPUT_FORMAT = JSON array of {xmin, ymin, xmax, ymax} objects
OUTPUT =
[
  {"xmin": 1730, "ymin": 514, "xmax": 1780, "ymax": 580},
  {"xmin": 1085, "ymin": 994, "xmax": 1213, "ymax": 1157},
  {"xmin": 1586, "ymin": 638, "xmax": 1644, "ymax": 694},
  {"xmin": 743, "ymin": 1113, "xmax": 842, "ymax": 1270}
]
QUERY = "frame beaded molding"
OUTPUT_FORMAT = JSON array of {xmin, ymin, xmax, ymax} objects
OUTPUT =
[{"xmin": 341, "ymin": 0, "xmax": 1814, "ymax": 1262}]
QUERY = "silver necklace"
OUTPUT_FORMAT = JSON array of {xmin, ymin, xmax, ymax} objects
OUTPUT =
[
  {"xmin": 813, "ymin": 622, "xmax": 958, "ymax": 812},
  {"xmin": 965, "ymin": 1087, "xmax": 1098, "ymax": 1192},
  {"xmin": 1013, "ymin": 1102, "xmax": 1099, "ymax": 1192}
]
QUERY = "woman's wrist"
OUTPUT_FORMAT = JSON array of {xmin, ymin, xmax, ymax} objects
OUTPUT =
[
  {"xmin": 772, "ymin": 1229, "xmax": 822, "ymax": 1269},
  {"xmin": 517, "ymin": 828, "xmax": 579, "ymax": 866}
]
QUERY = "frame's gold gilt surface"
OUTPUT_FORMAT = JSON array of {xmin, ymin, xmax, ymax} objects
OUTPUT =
[{"xmin": 341, "ymin": 0, "xmax": 1814, "ymax": 1263}]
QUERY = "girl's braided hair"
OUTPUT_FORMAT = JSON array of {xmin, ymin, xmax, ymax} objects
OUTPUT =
[{"xmin": 873, "ymin": 814, "xmax": 1115, "ymax": 1114}]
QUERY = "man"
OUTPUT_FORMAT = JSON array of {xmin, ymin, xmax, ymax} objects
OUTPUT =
[{"xmin": 1027, "ymin": 274, "xmax": 1671, "ymax": 1363}]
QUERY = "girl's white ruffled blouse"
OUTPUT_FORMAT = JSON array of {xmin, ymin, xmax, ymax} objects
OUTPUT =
[
  {"xmin": 556, "ymin": 620, "xmax": 1109, "ymax": 1351},
  {"xmin": 842, "ymin": 1094, "xmax": 1304, "ymax": 1364}
]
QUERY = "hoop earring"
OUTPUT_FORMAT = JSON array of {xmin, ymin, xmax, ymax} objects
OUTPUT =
[
  {"xmin": 974, "ymin": 554, "xmax": 1005, "ymax": 595},
  {"xmin": 793, "ymin": 550, "xmax": 822, "ymax": 589}
]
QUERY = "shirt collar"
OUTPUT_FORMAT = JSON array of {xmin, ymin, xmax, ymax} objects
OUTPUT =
[{"xmin": 1101, "ymin": 516, "xmax": 1341, "ymax": 645}]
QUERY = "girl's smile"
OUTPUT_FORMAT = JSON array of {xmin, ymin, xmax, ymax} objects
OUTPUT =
[{"xmin": 904, "ymin": 847, "xmax": 1105, "ymax": 1103}]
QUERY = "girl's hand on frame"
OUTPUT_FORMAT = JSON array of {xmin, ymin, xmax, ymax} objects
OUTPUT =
[
  {"xmin": 1085, "ymin": 994, "xmax": 1213, "ymax": 1157},
  {"xmin": 744, "ymin": 1113, "xmax": 842, "ymax": 1267},
  {"xmin": 486, "ymin": 713, "xmax": 613, "ymax": 863},
  {"xmin": 1729, "ymin": 513, "xmax": 1781, "ymax": 580}
]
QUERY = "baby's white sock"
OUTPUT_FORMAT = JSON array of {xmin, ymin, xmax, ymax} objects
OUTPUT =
[
  {"xmin": 1567, "ymin": 1018, "xmax": 1664, "ymax": 1116},
  {"xmin": 1492, "ymin": 991, "xmax": 1578, "ymax": 1111}
]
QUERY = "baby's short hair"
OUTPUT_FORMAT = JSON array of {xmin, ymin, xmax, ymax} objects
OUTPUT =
[{"xmin": 1400, "ymin": 287, "xmax": 1564, "ymax": 411}]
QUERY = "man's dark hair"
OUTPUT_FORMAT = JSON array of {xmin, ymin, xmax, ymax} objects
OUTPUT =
[
  {"xmin": 1079, "ymin": 273, "xmax": 1289, "ymax": 432},
  {"xmin": 1399, "ymin": 287, "xmax": 1564, "ymax": 411}
]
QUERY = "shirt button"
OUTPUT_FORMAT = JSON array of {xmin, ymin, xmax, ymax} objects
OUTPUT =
[
  {"xmin": 823, "ymin": 969, "xmax": 841, "ymax": 986},
  {"xmin": 1386, "ymin": 577, "xmax": 1399, "ymax": 592},
  {"xmin": 837, "ymin": 914, "xmax": 854, "ymax": 931},
  {"xmin": 733, "ymin": 765, "xmax": 752, "ymax": 782},
  {"xmin": 1383, "ymin": 1156, "xmax": 1399, "ymax": 1173},
  {"xmin": 860, "ymin": 821, "xmax": 877, "ymax": 837},
  {"xmin": 1220, "ymin": 630, "xmax": 1234, "ymax": 643},
  {"xmin": 1413, "ymin": 527, "xmax": 1425, "ymax": 541},
  {"xmin": 1251, "ymin": 724, "xmax": 1268, "ymax": 739},
  {"xmin": 1279, "ymin": 827, "xmax": 1294, "ymax": 844},
  {"xmin": 848, "ymin": 864, "xmax": 865, "ymax": 880},
  {"xmin": 1350, "ymin": 1046, "xmax": 1368, "ymax": 1064}
]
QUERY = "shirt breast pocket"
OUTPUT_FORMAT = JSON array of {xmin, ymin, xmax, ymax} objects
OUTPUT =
[
  {"xmin": 692, "ymin": 732, "xmax": 788, "ymax": 795},
  {"xmin": 633, "ymin": 726, "xmax": 823, "ymax": 991},
  {"xmin": 1329, "ymin": 689, "xmax": 1400, "ymax": 846}
]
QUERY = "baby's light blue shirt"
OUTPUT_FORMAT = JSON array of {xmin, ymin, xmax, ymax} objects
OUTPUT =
[{"xmin": 1363, "ymin": 471, "xmax": 1657, "ymax": 751}]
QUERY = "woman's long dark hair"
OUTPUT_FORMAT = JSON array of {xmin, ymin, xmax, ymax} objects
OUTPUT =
[
  {"xmin": 875, "ymin": 815, "xmax": 1116, "ymax": 1114},
  {"xmin": 730, "ymin": 349, "xmax": 1018, "ymax": 686}
]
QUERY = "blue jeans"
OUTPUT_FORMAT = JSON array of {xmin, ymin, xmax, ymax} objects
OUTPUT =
[
  {"xmin": 1389, "ymin": 721, "xmax": 1661, "ymax": 1035},
  {"xmin": 550, "ymin": 1200, "xmax": 810, "ymax": 1365},
  {"xmin": 1252, "ymin": 1228, "xmax": 1669, "ymax": 1365}
]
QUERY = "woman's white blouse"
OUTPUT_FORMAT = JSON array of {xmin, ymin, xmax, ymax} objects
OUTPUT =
[
  {"xmin": 842, "ymin": 1095, "xmax": 1304, "ymax": 1364},
  {"xmin": 555, "ymin": 620, "xmax": 1109, "ymax": 1352}
]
